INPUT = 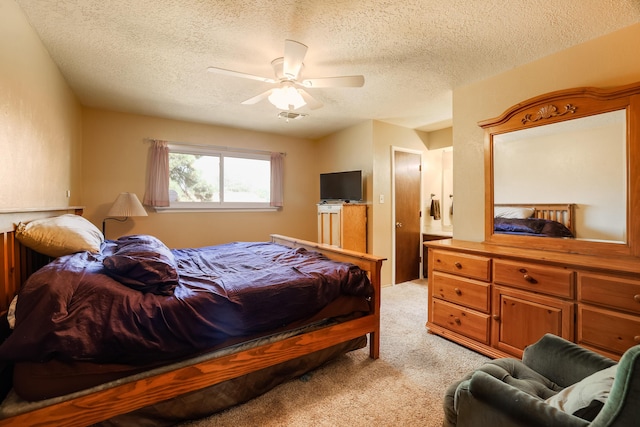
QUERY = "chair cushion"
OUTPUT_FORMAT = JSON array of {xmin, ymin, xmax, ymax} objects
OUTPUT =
[{"xmin": 475, "ymin": 358, "xmax": 562, "ymax": 400}]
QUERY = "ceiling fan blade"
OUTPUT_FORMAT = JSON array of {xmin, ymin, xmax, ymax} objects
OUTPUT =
[
  {"xmin": 283, "ymin": 39, "xmax": 307, "ymax": 80},
  {"xmin": 298, "ymin": 89, "xmax": 323, "ymax": 110},
  {"xmin": 207, "ymin": 66, "xmax": 276, "ymax": 84},
  {"xmin": 301, "ymin": 75, "xmax": 365, "ymax": 88},
  {"xmin": 241, "ymin": 89, "xmax": 274, "ymax": 105}
]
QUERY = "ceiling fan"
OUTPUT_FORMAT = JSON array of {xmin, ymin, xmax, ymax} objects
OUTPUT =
[{"xmin": 207, "ymin": 39, "xmax": 364, "ymax": 111}]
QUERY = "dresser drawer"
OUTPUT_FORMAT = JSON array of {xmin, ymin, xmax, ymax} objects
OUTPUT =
[
  {"xmin": 578, "ymin": 304, "xmax": 640, "ymax": 356},
  {"xmin": 432, "ymin": 272, "xmax": 490, "ymax": 313},
  {"xmin": 431, "ymin": 299, "xmax": 490, "ymax": 344},
  {"xmin": 578, "ymin": 273, "xmax": 640, "ymax": 314},
  {"xmin": 493, "ymin": 260, "xmax": 574, "ymax": 298},
  {"xmin": 431, "ymin": 250, "xmax": 491, "ymax": 282}
]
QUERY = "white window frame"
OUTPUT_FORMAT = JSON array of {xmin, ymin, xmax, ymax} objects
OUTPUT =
[{"xmin": 155, "ymin": 144, "xmax": 277, "ymax": 213}]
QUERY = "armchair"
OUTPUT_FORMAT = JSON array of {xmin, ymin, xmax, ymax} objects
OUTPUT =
[{"xmin": 444, "ymin": 334, "xmax": 640, "ymax": 427}]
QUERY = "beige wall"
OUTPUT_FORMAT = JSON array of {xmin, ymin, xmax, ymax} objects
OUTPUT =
[
  {"xmin": 81, "ymin": 108, "xmax": 319, "ymax": 248},
  {"xmin": 315, "ymin": 121, "xmax": 374, "ymax": 201},
  {"xmin": 0, "ymin": 0, "xmax": 82, "ymax": 211},
  {"xmin": 427, "ymin": 127, "xmax": 453, "ymax": 150},
  {"xmin": 314, "ymin": 121, "xmax": 374, "ymax": 249},
  {"xmin": 453, "ymin": 22, "xmax": 640, "ymax": 242},
  {"xmin": 315, "ymin": 120, "xmax": 433, "ymax": 285},
  {"xmin": 371, "ymin": 121, "xmax": 430, "ymax": 285}
]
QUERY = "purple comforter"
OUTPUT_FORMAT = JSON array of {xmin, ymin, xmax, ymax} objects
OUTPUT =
[{"xmin": 0, "ymin": 237, "xmax": 372, "ymax": 364}]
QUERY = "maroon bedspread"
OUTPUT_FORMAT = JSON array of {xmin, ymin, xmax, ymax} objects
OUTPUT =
[{"xmin": 0, "ymin": 239, "xmax": 372, "ymax": 365}]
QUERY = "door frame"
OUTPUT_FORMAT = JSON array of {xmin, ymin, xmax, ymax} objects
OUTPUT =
[{"xmin": 391, "ymin": 146, "xmax": 424, "ymax": 285}]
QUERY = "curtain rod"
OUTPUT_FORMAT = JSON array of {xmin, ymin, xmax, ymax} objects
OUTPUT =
[{"xmin": 144, "ymin": 138, "xmax": 286, "ymax": 157}]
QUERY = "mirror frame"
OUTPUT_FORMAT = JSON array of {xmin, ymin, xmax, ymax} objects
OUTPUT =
[{"xmin": 479, "ymin": 82, "xmax": 640, "ymax": 258}]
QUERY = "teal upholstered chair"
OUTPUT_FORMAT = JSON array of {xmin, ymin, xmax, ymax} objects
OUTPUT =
[{"xmin": 444, "ymin": 334, "xmax": 640, "ymax": 426}]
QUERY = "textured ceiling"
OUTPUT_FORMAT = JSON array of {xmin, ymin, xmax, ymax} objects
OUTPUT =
[{"xmin": 15, "ymin": 0, "xmax": 640, "ymax": 139}]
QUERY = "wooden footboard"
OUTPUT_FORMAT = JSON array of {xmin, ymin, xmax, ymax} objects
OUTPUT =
[
  {"xmin": 0, "ymin": 233, "xmax": 385, "ymax": 427},
  {"xmin": 270, "ymin": 234, "xmax": 385, "ymax": 359}
]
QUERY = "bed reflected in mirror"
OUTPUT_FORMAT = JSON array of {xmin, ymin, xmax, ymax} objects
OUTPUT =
[{"xmin": 492, "ymin": 109, "xmax": 626, "ymax": 243}]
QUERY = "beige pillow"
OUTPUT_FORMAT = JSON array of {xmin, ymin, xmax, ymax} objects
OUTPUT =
[
  {"xmin": 15, "ymin": 214, "xmax": 104, "ymax": 257},
  {"xmin": 494, "ymin": 206, "xmax": 535, "ymax": 219},
  {"xmin": 545, "ymin": 364, "xmax": 617, "ymax": 417}
]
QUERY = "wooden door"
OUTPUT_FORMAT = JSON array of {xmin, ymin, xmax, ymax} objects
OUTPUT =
[{"xmin": 394, "ymin": 150, "xmax": 422, "ymax": 284}]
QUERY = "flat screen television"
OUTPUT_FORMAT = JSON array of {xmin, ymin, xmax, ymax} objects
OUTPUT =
[{"xmin": 320, "ymin": 170, "xmax": 362, "ymax": 202}]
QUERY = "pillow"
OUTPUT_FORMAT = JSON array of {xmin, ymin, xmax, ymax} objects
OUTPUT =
[
  {"xmin": 15, "ymin": 214, "xmax": 104, "ymax": 257},
  {"xmin": 545, "ymin": 364, "xmax": 617, "ymax": 421},
  {"xmin": 494, "ymin": 206, "xmax": 535, "ymax": 219},
  {"xmin": 102, "ymin": 234, "xmax": 179, "ymax": 296}
]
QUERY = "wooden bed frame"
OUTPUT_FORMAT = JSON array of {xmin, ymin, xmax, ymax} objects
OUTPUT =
[
  {"xmin": 494, "ymin": 203, "xmax": 576, "ymax": 235},
  {"xmin": 0, "ymin": 211, "xmax": 385, "ymax": 426}
]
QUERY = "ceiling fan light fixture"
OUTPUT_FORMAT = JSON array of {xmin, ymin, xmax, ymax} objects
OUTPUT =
[
  {"xmin": 268, "ymin": 85, "xmax": 306, "ymax": 110},
  {"xmin": 278, "ymin": 111, "xmax": 308, "ymax": 121}
]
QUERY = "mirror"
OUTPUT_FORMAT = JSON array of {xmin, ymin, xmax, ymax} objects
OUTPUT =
[
  {"xmin": 480, "ymin": 82, "xmax": 640, "ymax": 257},
  {"xmin": 442, "ymin": 148, "xmax": 454, "ymax": 230},
  {"xmin": 493, "ymin": 110, "xmax": 626, "ymax": 243}
]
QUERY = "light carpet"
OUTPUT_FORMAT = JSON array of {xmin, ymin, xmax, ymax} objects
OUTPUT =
[{"xmin": 180, "ymin": 280, "xmax": 490, "ymax": 427}]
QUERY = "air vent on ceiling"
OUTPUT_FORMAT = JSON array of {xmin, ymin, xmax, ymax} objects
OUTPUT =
[{"xmin": 278, "ymin": 111, "xmax": 308, "ymax": 121}]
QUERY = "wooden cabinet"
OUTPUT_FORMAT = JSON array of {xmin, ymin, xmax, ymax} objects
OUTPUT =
[
  {"xmin": 425, "ymin": 240, "xmax": 640, "ymax": 360},
  {"xmin": 317, "ymin": 203, "xmax": 367, "ymax": 252},
  {"xmin": 491, "ymin": 259, "xmax": 575, "ymax": 357},
  {"xmin": 492, "ymin": 286, "xmax": 574, "ymax": 358}
]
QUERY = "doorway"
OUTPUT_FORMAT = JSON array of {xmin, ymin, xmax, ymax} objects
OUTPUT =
[{"xmin": 392, "ymin": 148, "xmax": 422, "ymax": 284}]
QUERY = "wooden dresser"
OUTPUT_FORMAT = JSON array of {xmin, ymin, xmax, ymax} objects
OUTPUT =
[
  {"xmin": 317, "ymin": 203, "xmax": 367, "ymax": 252},
  {"xmin": 425, "ymin": 239, "xmax": 640, "ymax": 360}
]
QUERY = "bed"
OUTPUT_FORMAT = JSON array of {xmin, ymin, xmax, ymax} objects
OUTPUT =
[
  {"xmin": 0, "ymin": 208, "xmax": 385, "ymax": 426},
  {"xmin": 493, "ymin": 203, "xmax": 575, "ymax": 238}
]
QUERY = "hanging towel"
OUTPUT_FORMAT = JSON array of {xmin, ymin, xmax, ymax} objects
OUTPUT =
[{"xmin": 430, "ymin": 199, "xmax": 441, "ymax": 220}]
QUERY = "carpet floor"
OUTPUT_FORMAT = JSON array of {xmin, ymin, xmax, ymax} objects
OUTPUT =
[{"xmin": 179, "ymin": 280, "xmax": 490, "ymax": 427}]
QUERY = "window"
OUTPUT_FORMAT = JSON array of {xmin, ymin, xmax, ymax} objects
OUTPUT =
[{"xmin": 165, "ymin": 144, "xmax": 275, "ymax": 211}]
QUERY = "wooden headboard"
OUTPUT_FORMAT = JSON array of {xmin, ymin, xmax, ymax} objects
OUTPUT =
[
  {"xmin": 0, "ymin": 231, "xmax": 51, "ymax": 314},
  {"xmin": 0, "ymin": 207, "xmax": 84, "ymax": 314},
  {"xmin": 495, "ymin": 203, "xmax": 576, "ymax": 235}
]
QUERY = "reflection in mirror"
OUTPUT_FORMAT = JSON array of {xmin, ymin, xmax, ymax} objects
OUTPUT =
[
  {"xmin": 442, "ymin": 149, "xmax": 453, "ymax": 230},
  {"xmin": 493, "ymin": 110, "xmax": 626, "ymax": 243},
  {"xmin": 493, "ymin": 110, "xmax": 627, "ymax": 243}
]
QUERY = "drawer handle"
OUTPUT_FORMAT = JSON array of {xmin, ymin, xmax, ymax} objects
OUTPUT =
[
  {"xmin": 519, "ymin": 269, "xmax": 538, "ymax": 284},
  {"xmin": 635, "ymin": 336, "xmax": 640, "ymax": 343},
  {"xmin": 454, "ymin": 287, "xmax": 462, "ymax": 296},
  {"xmin": 492, "ymin": 315, "xmax": 500, "ymax": 321},
  {"xmin": 523, "ymin": 274, "xmax": 537, "ymax": 284},
  {"xmin": 453, "ymin": 317, "xmax": 461, "ymax": 325},
  {"xmin": 634, "ymin": 295, "xmax": 640, "ymax": 303},
  {"xmin": 454, "ymin": 262, "xmax": 463, "ymax": 269}
]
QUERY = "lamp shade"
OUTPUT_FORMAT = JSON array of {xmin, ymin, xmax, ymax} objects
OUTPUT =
[
  {"xmin": 107, "ymin": 193, "xmax": 148, "ymax": 217},
  {"xmin": 268, "ymin": 84, "xmax": 306, "ymax": 110}
]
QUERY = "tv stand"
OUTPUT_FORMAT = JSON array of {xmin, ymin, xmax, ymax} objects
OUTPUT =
[{"xmin": 317, "ymin": 203, "xmax": 367, "ymax": 252}]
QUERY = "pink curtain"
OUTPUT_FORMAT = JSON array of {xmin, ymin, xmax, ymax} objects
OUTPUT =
[
  {"xmin": 143, "ymin": 140, "xmax": 170, "ymax": 207},
  {"xmin": 270, "ymin": 152, "xmax": 284, "ymax": 207}
]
